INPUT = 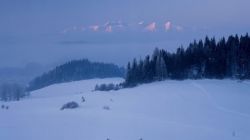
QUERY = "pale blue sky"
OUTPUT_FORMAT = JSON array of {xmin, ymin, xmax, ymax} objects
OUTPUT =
[{"xmin": 0, "ymin": 0, "xmax": 249, "ymax": 67}]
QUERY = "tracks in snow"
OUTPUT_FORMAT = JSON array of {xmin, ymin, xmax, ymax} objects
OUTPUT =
[{"xmin": 190, "ymin": 82, "xmax": 250, "ymax": 118}]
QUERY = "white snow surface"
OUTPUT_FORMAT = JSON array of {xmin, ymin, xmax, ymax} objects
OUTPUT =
[{"xmin": 1, "ymin": 78, "xmax": 250, "ymax": 140}]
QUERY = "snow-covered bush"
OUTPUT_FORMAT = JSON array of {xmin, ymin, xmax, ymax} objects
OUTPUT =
[{"xmin": 60, "ymin": 101, "xmax": 79, "ymax": 110}]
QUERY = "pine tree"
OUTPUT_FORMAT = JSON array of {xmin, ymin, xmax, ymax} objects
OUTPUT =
[
  {"xmin": 125, "ymin": 62, "xmax": 132, "ymax": 85},
  {"xmin": 155, "ymin": 53, "xmax": 167, "ymax": 80}
]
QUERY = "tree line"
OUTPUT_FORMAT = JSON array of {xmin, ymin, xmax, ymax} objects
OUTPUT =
[
  {"xmin": 125, "ymin": 34, "xmax": 250, "ymax": 87},
  {"xmin": 28, "ymin": 59, "xmax": 125, "ymax": 91},
  {"xmin": 0, "ymin": 83, "xmax": 29, "ymax": 101}
]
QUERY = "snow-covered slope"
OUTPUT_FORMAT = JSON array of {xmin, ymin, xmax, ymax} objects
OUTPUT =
[{"xmin": 1, "ymin": 78, "xmax": 250, "ymax": 140}]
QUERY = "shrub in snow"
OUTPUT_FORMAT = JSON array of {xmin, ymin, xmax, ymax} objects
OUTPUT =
[
  {"xmin": 1, "ymin": 105, "xmax": 9, "ymax": 110},
  {"xmin": 60, "ymin": 101, "xmax": 79, "ymax": 110},
  {"xmin": 103, "ymin": 105, "xmax": 110, "ymax": 110},
  {"xmin": 81, "ymin": 96, "xmax": 85, "ymax": 102},
  {"xmin": 95, "ymin": 83, "xmax": 122, "ymax": 91}
]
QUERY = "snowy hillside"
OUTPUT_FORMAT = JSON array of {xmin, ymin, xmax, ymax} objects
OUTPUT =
[{"xmin": 1, "ymin": 78, "xmax": 250, "ymax": 140}]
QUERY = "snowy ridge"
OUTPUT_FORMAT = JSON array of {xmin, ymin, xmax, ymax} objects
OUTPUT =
[{"xmin": 1, "ymin": 78, "xmax": 250, "ymax": 140}]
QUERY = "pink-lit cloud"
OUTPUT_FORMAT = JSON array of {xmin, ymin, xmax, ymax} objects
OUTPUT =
[
  {"xmin": 145, "ymin": 22, "xmax": 156, "ymax": 32},
  {"xmin": 89, "ymin": 25, "xmax": 99, "ymax": 31},
  {"xmin": 105, "ymin": 25, "xmax": 112, "ymax": 32},
  {"xmin": 165, "ymin": 21, "xmax": 171, "ymax": 31}
]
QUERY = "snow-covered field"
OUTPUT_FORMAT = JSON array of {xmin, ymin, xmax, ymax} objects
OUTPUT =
[{"xmin": 1, "ymin": 78, "xmax": 250, "ymax": 140}]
